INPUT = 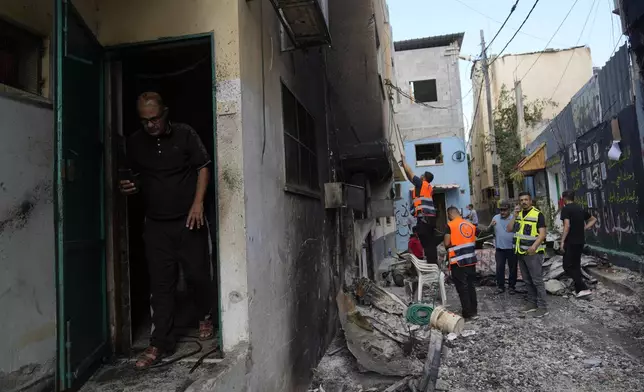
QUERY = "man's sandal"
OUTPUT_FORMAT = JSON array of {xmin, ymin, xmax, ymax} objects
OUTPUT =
[
  {"xmin": 135, "ymin": 346, "xmax": 165, "ymax": 369},
  {"xmin": 199, "ymin": 319, "xmax": 214, "ymax": 341}
]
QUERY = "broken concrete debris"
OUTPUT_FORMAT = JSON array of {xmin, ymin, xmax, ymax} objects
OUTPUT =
[
  {"xmin": 544, "ymin": 279, "xmax": 567, "ymax": 295},
  {"xmin": 336, "ymin": 289, "xmax": 424, "ymax": 377}
]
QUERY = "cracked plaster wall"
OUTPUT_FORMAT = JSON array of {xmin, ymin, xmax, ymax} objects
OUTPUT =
[{"xmin": 0, "ymin": 95, "xmax": 56, "ymax": 377}]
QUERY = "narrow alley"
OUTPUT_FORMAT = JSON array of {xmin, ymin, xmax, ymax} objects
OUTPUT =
[
  {"xmin": 2, "ymin": 0, "xmax": 644, "ymax": 391},
  {"xmin": 312, "ymin": 264, "xmax": 644, "ymax": 392}
]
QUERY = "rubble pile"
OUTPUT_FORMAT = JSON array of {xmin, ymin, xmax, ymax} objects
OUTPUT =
[
  {"xmin": 439, "ymin": 287, "xmax": 644, "ymax": 392},
  {"xmin": 542, "ymin": 254, "xmax": 599, "ymax": 295}
]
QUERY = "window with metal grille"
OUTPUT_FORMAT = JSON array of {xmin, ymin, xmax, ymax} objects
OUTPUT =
[
  {"xmin": 415, "ymin": 143, "xmax": 442, "ymax": 162},
  {"xmin": 282, "ymin": 83, "xmax": 319, "ymax": 193},
  {"xmin": 0, "ymin": 19, "xmax": 43, "ymax": 95},
  {"xmin": 411, "ymin": 79, "xmax": 437, "ymax": 103}
]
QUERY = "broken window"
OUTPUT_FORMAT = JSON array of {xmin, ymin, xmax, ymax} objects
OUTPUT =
[
  {"xmin": 415, "ymin": 143, "xmax": 442, "ymax": 162},
  {"xmin": 0, "ymin": 19, "xmax": 43, "ymax": 96},
  {"xmin": 282, "ymin": 83, "xmax": 319, "ymax": 192},
  {"xmin": 411, "ymin": 79, "xmax": 438, "ymax": 103}
]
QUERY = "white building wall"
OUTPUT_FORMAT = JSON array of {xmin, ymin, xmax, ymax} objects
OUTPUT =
[{"xmin": 0, "ymin": 95, "xmax": 56, "ymax": 376}]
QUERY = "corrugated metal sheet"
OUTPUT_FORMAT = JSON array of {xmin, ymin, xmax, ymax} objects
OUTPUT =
[
  {"xmin": 527, "ymin": 44, "xmax": 632, "ymax": 161},
  {"xmin": 571, "ymin": 74, "xmax": 601, "ymax": 136},
  {"xmin": 598, "ymin": 44, "xmax": 632, "ymax": 121}
]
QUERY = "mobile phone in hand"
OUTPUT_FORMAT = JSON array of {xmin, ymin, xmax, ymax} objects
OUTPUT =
[{"xmin": 119, "ymin": 168, "xmax": 134, "ymax": 183}]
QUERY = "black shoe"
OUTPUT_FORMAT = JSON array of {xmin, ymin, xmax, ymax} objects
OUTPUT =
[
  {"xmin": 509, "ymin": 288, "xmax": 516, "ymax": 295},
  {"xmin": 495, "ymin": 288, "xmax": 506, "ymax": 295}
]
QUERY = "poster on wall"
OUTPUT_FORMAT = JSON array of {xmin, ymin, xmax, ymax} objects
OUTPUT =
[
  {"xmin": 591, "ymin": 164, "xmax": 601, "ymax": 189},
  {"xmin": 593, "ymin": 143, "xmax": 600, "ymax": 161},
  {"xmin": 600, "ymin": 162, "xmax": 607, "ymax": 180},
  {"xmin": 569, "ymin": 143, "xmax": 578, "ymax": 163}
]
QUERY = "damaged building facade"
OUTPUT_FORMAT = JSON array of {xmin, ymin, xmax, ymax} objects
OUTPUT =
[
  {"xmin": 469, "ymin": 46, "xmax": 593, "ymax": 221},
  {"xmin": 0, "ymin": 0, "xmax": 401, "ymax": 391},
  {"xmin": 392, "ymin": 33, "xmax": 471, "ymax": 249}
]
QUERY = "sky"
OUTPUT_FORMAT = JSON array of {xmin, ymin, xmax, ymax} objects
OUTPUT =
[{"xmin": 388, "ymin": 0, "xmax": 625, "ymax": 136}]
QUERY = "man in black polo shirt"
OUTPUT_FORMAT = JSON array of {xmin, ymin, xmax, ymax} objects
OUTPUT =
[
  {"xmin": 560, "ymin": 190, "xmax": 596, "ymax": 299},
  {"xmin": 120, "ymin": 92, "xmax": 213, "ymax": 368}
]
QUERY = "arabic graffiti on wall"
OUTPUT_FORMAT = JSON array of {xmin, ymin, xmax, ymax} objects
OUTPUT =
[{"xmin": 564, "ymin": 105, "xmax": 644, "ymax": 254}]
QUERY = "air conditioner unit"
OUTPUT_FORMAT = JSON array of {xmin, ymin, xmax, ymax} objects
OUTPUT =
[{"xmin": 324, "ymin": 182, "xmax": 366, "ymax": 211}]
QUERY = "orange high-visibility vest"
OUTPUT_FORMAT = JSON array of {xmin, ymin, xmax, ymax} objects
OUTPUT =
[
  {"xmin": 447, "ymin": 217, "xmax": 477, "ymax": 268},
  {"xmin": 413, "ymin": 180, "xmax": 436, "ymax": 217}
]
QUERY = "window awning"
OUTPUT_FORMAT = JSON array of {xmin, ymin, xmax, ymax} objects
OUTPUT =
[
  {"xmin": 434, "ymin": 183, "xmax": 460, "ymax": 190},
  {"xmin": 517, "ymin": 143, "xmax": 546, "ymax": 173}
]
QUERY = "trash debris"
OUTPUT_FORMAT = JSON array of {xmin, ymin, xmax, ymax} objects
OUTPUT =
[
  {"xmin": 336, "ymin": 289, "xmax": 424, "ymax": 376},
  {"xmin": 446, "ymin": 333, "xmax": 458, "ymax": 341},
  {"xmin": 382, "ymin": 376, "xmax": 412, "ymax": 392},
  {"xmin": 429, "ymin": 306, "xmax": 464, "ymax": 334},
  {"xmin": 545, "ymin": 279, "xmax": 567, "ymax": 295},
  {"xmin": 406, "ymin": 303, "xmax": 433, "ymax": 325},
  {"xmin": 582, "ymin": 358, "xmax": 603, "ymax": 368},
  {"xmin": 460, "ymin": 329, "xmax": 476, "ymax": 337},
  {"xmin": 355, "ymin": 278, "xmax": 407, "ymax": 315}
]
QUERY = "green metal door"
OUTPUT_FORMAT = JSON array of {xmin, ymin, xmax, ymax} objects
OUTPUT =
[{"xmin": 54, "ymin": 0, "xmax": 107, "ymax": 389}]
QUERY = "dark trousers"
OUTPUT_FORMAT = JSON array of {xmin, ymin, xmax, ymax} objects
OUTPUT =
[
  {"xmin": 495, "ymin": 249, "xmax": 518, "ymax": 290},
  {"xmin": 451, "ymin": 265, "xmax": 478, "ymax": 318},
  {"xmin": 563, "ymin": 243, "xmax": 588, "ymax": 293},
  {"xmin": 417, "ymin": 217, "xmax": 438, "ymax": 264},
  {"xmin": 144, "ymin": 217, "xmax": 212, "ymax": 352},
  {"xmin": 518, "ymin": 254, "xmax": 548, "ymax": 308}
]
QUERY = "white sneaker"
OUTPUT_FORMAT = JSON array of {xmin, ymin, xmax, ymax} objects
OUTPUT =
[{"xmin": 576, "ymin": 290, "xmax": 592, "ymax": 299}]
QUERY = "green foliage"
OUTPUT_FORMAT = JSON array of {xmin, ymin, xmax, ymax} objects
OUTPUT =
[
  {"xmin": 536, "ymin": 197, "xmax": 557, "ymax": 232},
  {"xmin": 492, "ymin": 85, "xmax": 557, "ymax": 181}
]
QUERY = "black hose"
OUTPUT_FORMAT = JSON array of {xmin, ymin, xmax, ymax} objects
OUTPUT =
[
  {"xmin": 189, "ymin": 345, "xmax": 220, "ymax": 374},
  {"xmin": 141, "ymin": 337, "xmax": 204, "ymax": 370}
]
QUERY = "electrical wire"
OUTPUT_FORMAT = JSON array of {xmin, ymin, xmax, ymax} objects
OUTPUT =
[
  {"xmin": 484, "ymin": 0, "xmax": 520, "ymax": 52},
  {"xmin": 487, "ymin": 0, "xmax": 541, "ymax": 69},
  {"xmin": 514, "ymin": 0, "xmax": 580, "ymax": 82},
  {"xmin": 550, "ymin": 0, "xmax": 598, "ymax": 100},
  {"xmin": 451, "ymin": 0, "xmax": 561, "ymax": 45}
]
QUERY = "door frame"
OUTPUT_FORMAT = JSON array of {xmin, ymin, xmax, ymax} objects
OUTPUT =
[
  {"xmin": 102, "ymin": 33, "xmax": 223, "ymax": 354},
  {"xmin": 54, "ymin": 0, "xmax": 108, "ymax": 389}
]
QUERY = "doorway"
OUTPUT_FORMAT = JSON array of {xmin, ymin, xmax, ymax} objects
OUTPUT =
[{"xmin": 107, "ymin": 38, "xmax": 220, "ymax": 357}]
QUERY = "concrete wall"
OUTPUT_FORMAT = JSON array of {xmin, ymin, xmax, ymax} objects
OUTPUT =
[
  {"xmin": 239, "ymin": 1, "xmax": 340, "ymax": 390},
  {"xmin": 325, "ymin": 0, "xmax": 384, "ymax": 147},
  {"xmin": 394, "ymin": 43, "xmax": 465, "ymax": 141},
  {"xmin": 394, "ymin": 136, "xmax": 471, "ymax": 250},
  {"xmin": 469, "ymin": 46, "xmax": 594, "ymax": 209},
  {"xmin": 0, "ymin": 96, "xmax": 56, "ymax": 379}
]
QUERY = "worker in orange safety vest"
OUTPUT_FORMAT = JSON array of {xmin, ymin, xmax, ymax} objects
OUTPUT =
[
  {"xmin": 444, "ymin": 206, "xmax": 478, "ymax": 320},
  {"xmin": 399, "ymin": 155, "xmax": 438, "ymax": 263}
]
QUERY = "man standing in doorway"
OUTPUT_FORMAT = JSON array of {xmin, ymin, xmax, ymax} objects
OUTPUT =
[
  {"xmin": 444, "ymin": 207, "xmax": 478, "ymax": 320},
  {"xmin": 464, "ymin": 204, "xmax": 479, "ymax": 227},
  {"xmin": 560, "ymin": 190, "xmax": 596, "ymax": 299},
  {"xmin": 507, "ymin": 192, "xmax": 548, "ymax": 317},
  {"xmin": 120, "ymin": 92, "xmax": 214, "ymax": 368},
  {"xmin": 400, "ymin": 156, "xmax": 438, "ymax": 263},
  {"xmin": 489, "ymin": 201, "xmax": 519, "ymax": 294}
]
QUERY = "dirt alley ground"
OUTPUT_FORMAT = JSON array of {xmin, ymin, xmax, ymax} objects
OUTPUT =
[{"xmin": 313, "ymin": 278, "xmax": 644, "ymax": 392}]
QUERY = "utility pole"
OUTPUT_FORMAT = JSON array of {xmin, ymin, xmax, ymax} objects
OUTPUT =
[
  {"xmin": 480, "ymin": 30, "xmax": 498, "ymax": 195},
  {"xmin": 515, "ymin": 80, "xmax": 525, "ymax": 141}
]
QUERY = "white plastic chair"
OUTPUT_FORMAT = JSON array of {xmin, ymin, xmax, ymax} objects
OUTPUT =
[{"xmin": 403, "ymin": 253, "xmax": 447, "ymax": 305}]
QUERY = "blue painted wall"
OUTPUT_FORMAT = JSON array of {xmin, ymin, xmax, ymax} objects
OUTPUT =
[{"xmin": 394, "ymin": 136, "xmax": 471, "ymax": 250}]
